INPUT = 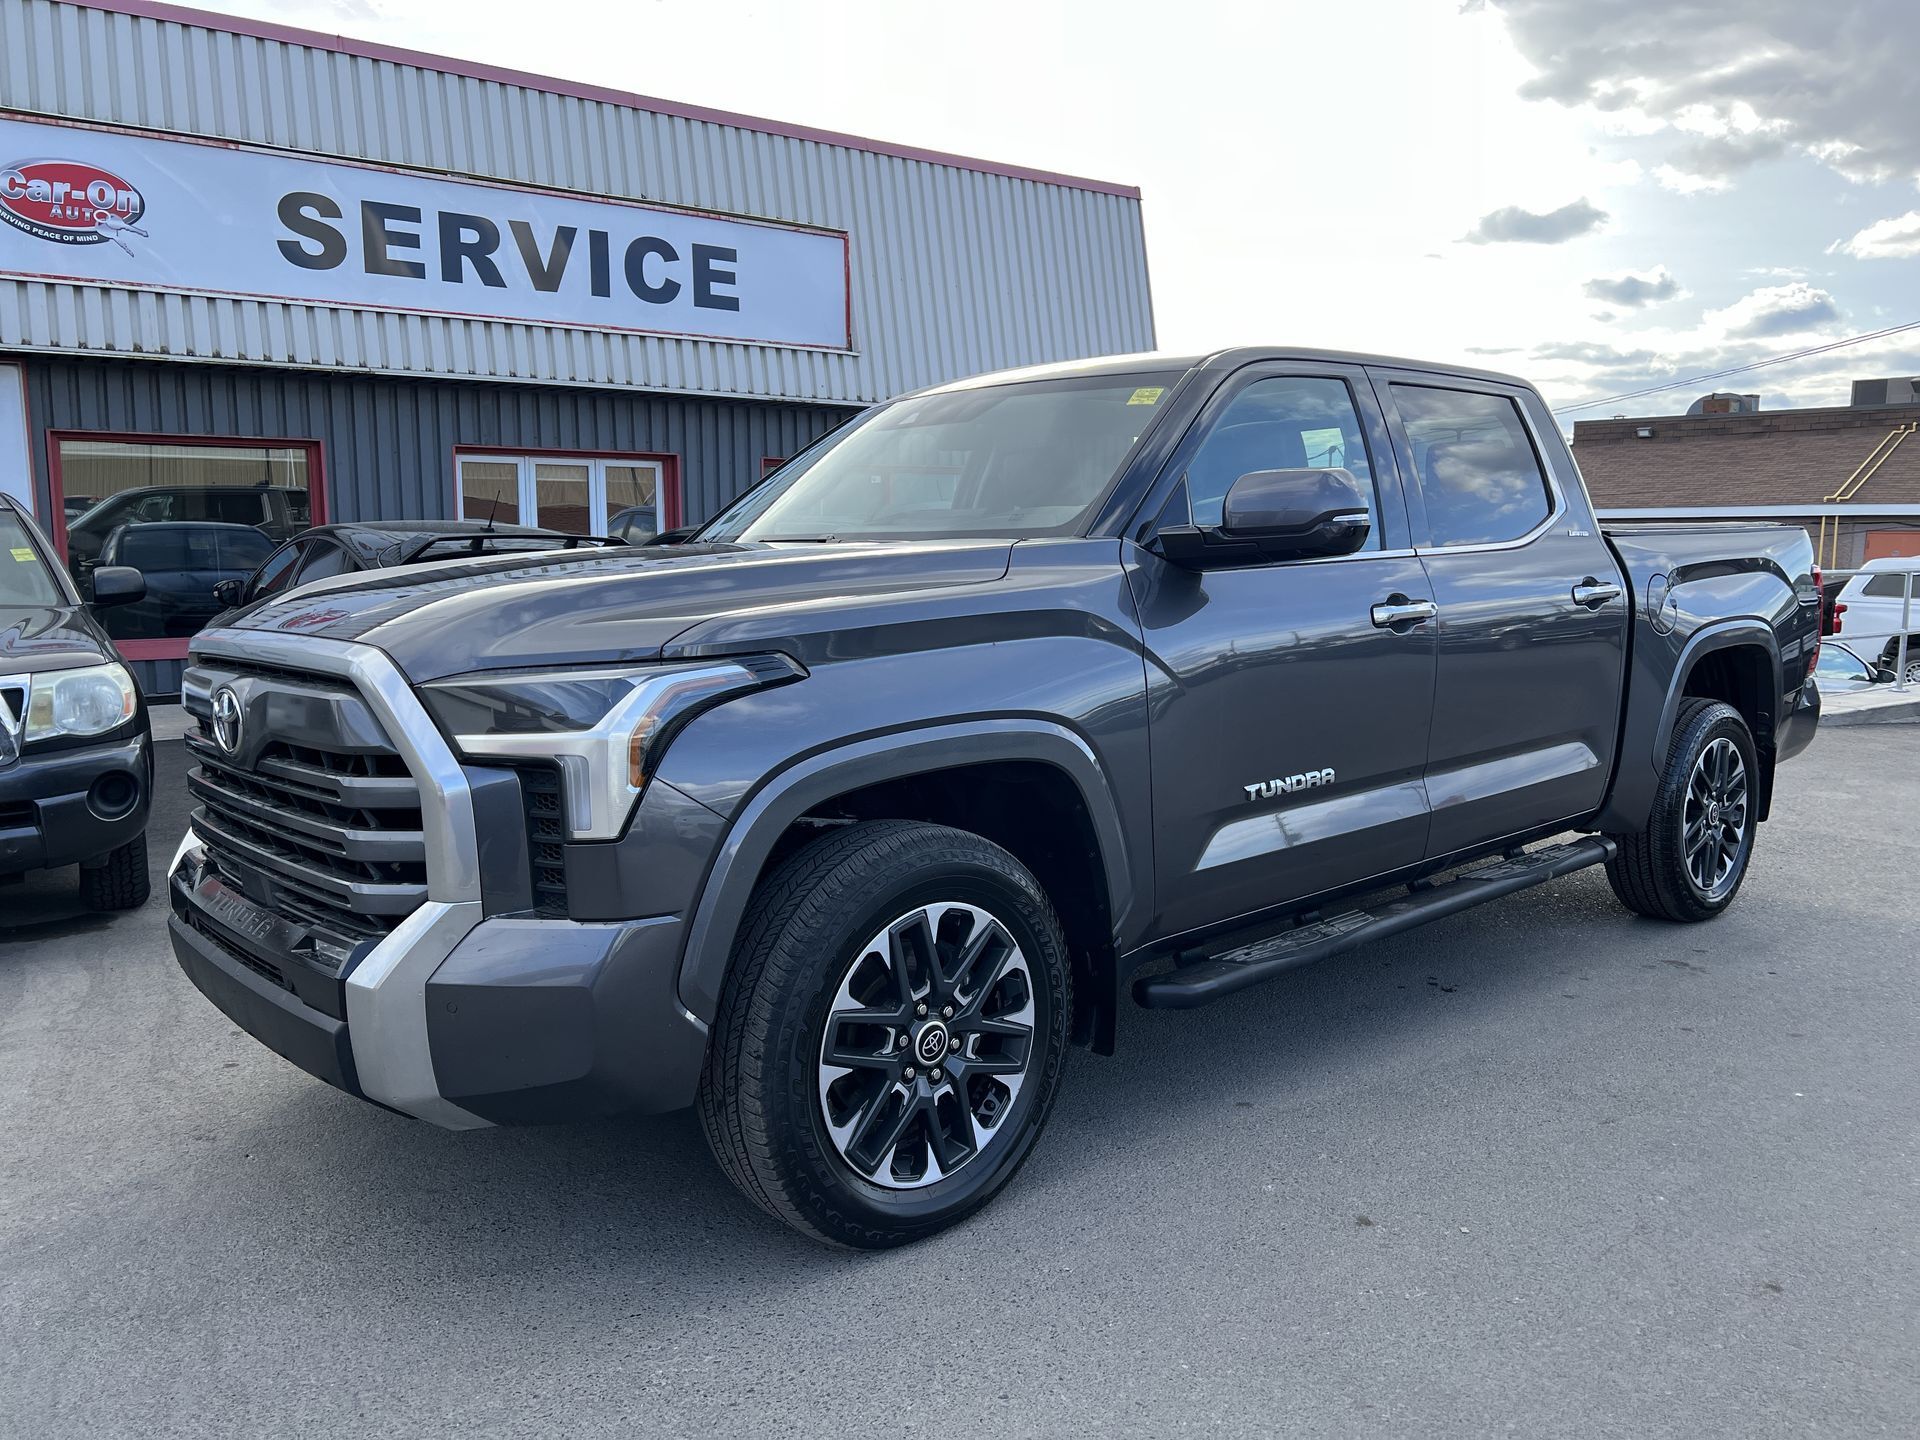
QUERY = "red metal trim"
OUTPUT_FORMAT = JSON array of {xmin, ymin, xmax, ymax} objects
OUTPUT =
[
  {"xmin": 113, "ymin": 637, "xmax": 187, "ymax": 661},
  {"xmin": 54, "ymin": 0, "xmax": 1142, "ymax": 200}
]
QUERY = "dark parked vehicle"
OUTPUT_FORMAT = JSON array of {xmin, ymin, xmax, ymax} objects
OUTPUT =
[
  {"xmin": 216, "ymin": 520, "xmax": 619, "ymax": 611},
  {"xmin": 0, "ymin": 495, "xmax": 153, "ymax": 909},
  {"xmin": 65, "ymin": 484, "xmax": 307, "ymax": 569},
  {"xmin": 605, "ymin": 504, "xmax": 659, "ymax": 546},
  {"xmin": 95, "ymin": 522, "xmax": 276, "ymax": 640},
  {"xmin": 166, "ymin": 348, "xmax": 1821, "ymax": 1246}
]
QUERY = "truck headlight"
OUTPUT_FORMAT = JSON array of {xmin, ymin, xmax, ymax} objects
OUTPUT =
[
  {"xmin": 26, "ymin": 662, "xmax": 138, "ymax": 742},
  {"xmin": 420, "ymin": 655, "xmax": 802, "ymax": 841}
]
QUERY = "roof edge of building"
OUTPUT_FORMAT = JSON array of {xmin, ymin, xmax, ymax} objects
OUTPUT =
[{"xmin": 53, "ymin": 0, "xmax": 1144, "ymax": 200}]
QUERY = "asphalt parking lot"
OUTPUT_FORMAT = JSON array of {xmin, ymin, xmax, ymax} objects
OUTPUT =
[{"xmin": 3, "ymin": 727, "xmax": 1917, "ymax": 1438}]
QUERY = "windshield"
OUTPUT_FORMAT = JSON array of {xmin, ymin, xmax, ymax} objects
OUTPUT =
[
  {"xmin": 0, "ymin": 509, "xmax": 65, "ymax": 607},
  {"xmin": 701, "ymin": 371, "xmax": 1184, "ymax": 543}
]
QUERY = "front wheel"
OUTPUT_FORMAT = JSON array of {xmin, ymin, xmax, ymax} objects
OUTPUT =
[
  {"xmin": 698, "ymin": 820, "xmax": 1071, "ymax": 1248},
  {"xmin": 1606, "ymin": 698, "xmax": 1757, "ymax": 922},
  {"xmin": 79, "ymin": 832, "xmax": 150, "ymax": 911}
]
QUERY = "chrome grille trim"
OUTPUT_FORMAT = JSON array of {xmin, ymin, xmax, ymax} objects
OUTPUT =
[{"xmin": 175, "ymin": 629, "xmax": 490, "ymax": 1130}]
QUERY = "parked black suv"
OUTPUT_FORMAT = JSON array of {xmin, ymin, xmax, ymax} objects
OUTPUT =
[
  {"xmin": 166, "ymin": 349, "xmax": 1821, "ymax": 1245},
  {"xmin": 1, "ymin": 495, "xmax": 154, "ymax": 909},
  {"xmin": 216, "ymin": 520, "xmax": 619, "ymax": 612}
]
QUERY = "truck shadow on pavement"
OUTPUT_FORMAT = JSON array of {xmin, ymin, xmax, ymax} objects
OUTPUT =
[{"xmin": 170, "ymin": 869, "xmax": 1673, "ymax": 1311}]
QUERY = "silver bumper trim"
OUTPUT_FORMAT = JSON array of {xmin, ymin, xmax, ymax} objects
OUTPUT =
[{"xmin": 181, "ymin": 630, "xmax": 492, "ymax": 1130}]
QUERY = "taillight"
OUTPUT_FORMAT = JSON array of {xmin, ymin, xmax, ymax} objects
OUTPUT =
[
  {"xmin": 1832, "ymin": 601, "xmax": 1846, "ymax": 635},
  {"xmin": 1808, "ymin": 566, "xmax": 1824, "ymax": 674}
]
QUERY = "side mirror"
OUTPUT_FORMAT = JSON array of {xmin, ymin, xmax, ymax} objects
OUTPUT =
[
  {"xmin": 89, "ymin": 564, "xmax": 146, "ymax": 608},
  {"xmin": 212, "ymin": 578, "xmax": 244, "ymax": 608},
  {"xmin": 1155, "ymin": 468, "xmax": 1371, "ymax": 569}
]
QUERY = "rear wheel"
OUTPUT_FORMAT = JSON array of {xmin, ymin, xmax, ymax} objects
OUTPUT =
[
  {"xmin": 698, "ymin": 820, "xmax": 1071, "ymax": 1248},
  {"xmin": 1606, "ymin": 699, "xmax": 1756, "ymax": 922}
]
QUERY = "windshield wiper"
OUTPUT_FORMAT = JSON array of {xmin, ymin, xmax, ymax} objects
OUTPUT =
[{"xmin": 756, "ymin": 534, "xmax": 841, "ymax": 543}]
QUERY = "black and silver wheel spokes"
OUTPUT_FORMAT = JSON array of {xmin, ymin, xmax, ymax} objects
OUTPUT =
[
  {"xmin": 816, "ymin": 902, "xmax": 1036, "ymax": 1190},
  {"xmin": 1682, "ymin": 736, "xmax": 1748, "ymax": 897}
]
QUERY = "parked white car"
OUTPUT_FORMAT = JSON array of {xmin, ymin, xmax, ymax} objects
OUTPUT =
[{"xmin": 1833, "ymin": 558, "xmax": 1920, "ymax": 686}]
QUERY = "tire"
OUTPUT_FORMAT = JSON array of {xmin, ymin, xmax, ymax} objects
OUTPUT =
[
  {"xmin": 78, "ymin": 832, "xmax": 150, "ymax": 912},
  {"xmin": 1606, "ymin": 699, "xmax": 1757, "ymax": 923},
  {"xmin": 698, "ymin": 820, "xmax": 1072, "ymax": 1248}
]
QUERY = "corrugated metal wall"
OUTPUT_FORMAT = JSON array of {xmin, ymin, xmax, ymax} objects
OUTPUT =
[
  {"xmin": 25, "ymin": 353, "xmax": 854, "ymax": 693},
  {"xmin": 0, "ymin": 0, "xmax": 1156, "ymax": 405},
  {"xmin": 24, "ymin": 355, "xmax": 850, "ymax": 524}
]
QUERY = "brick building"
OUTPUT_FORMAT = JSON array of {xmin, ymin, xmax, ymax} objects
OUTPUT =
[{"xmin": 1572, "ymin": 393, "xmax": 1920, "ymax": 570}]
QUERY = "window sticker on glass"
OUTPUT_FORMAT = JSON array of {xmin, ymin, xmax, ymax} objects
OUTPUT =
[
  {"xmin": 11, "ymin": 547, "xmax": 34, "ymax": 563},
  {"xmin": 1127, "ymin": 387, "xmax": 1166, "ymax": 406}
]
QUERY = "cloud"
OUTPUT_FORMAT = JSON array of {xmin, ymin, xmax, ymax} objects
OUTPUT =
[
  {"xmin": 1463, "ymin": 197, "xmax": 1608, "ymax": 244},
  {"xmin": 1583, "ymin": 266, "xmax": 1682, "ymax": 308},
  {"xmin": 1833, "ymin": 210, "xmax": 1920, "ymax": 260},
  {"xmin": 1481, "ymin": 0, "xmax": 1920, "ymax": 185},
  {"xmin": 1705, "ymin": 283, "xmax": 1842, "ymax": 339}
]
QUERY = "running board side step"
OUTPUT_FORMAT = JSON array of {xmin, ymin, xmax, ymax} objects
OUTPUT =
[{"xmin": 1133, "ymin": 836, "xmax": 1618, "ymax": 1010}]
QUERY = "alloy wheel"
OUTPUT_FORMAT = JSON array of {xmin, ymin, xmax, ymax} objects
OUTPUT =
[
  {"xmin": 1682, "ymin": 735, "xmax": 1748, "ymax": 898},
  {"xmin": 816, "ymin": 902, "xmax": 1037, "ymax": 1190}
]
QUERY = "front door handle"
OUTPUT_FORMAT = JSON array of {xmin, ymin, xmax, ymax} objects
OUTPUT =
[
  {"xmin": 1370, "ymin": 596, "xmax": 1438, "ymax": 629},
  {"xmin": 1572, "ymin": 578, "xmax": 1624, "ymax": 609}
]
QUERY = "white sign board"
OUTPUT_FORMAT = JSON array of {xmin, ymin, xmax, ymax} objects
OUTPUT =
[{"xmin": 0, "ymin": 115, "xmax": 850, "ymax": 350}]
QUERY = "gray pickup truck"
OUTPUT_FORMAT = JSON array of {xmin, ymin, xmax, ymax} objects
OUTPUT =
[{"xmin": 166, "ymin": 348, "xmax": 1821, "ymax": 1247}]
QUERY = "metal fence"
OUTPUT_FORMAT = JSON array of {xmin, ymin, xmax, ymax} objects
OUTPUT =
[{"xmin": 1825, "ymin": 566, "xmax": 1918, "ymax": 692}]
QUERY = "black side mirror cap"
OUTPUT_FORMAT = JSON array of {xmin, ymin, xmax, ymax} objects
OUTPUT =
[
  {"xmin": 1153, "ymin": 468, "xmax": 1372, "ymax": 570},
  {"xmin": 212, "ymin": 578, "xmax": 244, "ymax": 608},
  {"xmin": 89, "ymin": 564, "xmax": 146, "ymax": 608}
]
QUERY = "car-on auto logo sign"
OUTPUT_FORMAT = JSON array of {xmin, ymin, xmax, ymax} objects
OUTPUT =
[{"xmin": 0, "ymin": 159, "xmax": 148, "ymax": 254}]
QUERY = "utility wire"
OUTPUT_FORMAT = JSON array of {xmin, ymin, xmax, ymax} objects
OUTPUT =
[{"xmin": 1551, "ymin": 319, "xmax": 1920, "ymax": 415}]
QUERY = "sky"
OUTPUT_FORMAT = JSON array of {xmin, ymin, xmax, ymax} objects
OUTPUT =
[{"xmin": 192, "ymin": 0, "xmax": 1920, "ymax": 421}]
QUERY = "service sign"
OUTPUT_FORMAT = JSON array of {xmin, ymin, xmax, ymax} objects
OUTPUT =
[{"xmin": 0, "ymin": 115, "xmax": 850, "ymax": 350}]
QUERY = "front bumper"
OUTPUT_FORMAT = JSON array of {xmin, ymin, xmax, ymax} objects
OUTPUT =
[
  {"xmin": 168, "ymin": 835, "xmax": 709, "ymax": 1126},
  {"xmin": 168, "ymin": 630, "xmax": 711, "ymax": 1130},
  {"xmin": 0, "ymin": 729, "xmax": 151, "ymax": 877}
]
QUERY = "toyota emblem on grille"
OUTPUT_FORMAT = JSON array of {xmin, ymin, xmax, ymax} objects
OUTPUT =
[{"xmin": 210, "ymin": 685, "xmax": 243, "ymax": 755}]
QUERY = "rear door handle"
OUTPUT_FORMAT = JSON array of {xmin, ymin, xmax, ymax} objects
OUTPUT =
[
  {"xmin": 1572, "ymin": 579, "xmax": 1624, "ymax": 609},
  {"xmin": 1371, "ymin": 597, "xmax": 1438, "ymax": 629}
]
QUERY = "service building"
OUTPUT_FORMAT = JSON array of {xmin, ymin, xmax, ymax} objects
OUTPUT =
[{"xmin": 0, "ymin": 0, "xmax": 1155, "ymax": 691}]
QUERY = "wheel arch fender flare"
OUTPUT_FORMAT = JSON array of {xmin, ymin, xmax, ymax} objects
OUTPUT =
[
  {"xmin": 675, "ymin": 719, "xmax": 1136, "ymax": 1021},
  {"xmin": 1651, "ymin": 619, "xmax": 1782, "ymax": 770}
]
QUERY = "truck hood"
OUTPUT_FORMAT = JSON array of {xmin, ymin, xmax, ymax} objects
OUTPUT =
[
  {"xmin": 0, "ymin": 603, "xmax": 117, "ymax": 674},
  {"xmin": 215, "ymin": 539, "xmax": 1016, "ymax": 681}
]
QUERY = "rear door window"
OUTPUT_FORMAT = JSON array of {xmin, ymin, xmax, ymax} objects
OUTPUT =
[
  {"xmin": 293, "ymin": 541, "xmax": 350, "ymax": 583},
  {"xmin": 1391, "ymin": 385, "xmax": 1554, "ymax": 547}
]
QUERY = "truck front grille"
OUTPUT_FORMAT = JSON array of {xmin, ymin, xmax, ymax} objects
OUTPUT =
[{"xmin": 183, "ymin": 660, "xmax": 429, "ymax": 966}]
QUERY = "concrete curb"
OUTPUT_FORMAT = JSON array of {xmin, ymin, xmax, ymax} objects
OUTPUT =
[{"xmin": 1821, "ymin": 697, "xmax": 1920, "ymax": 728}]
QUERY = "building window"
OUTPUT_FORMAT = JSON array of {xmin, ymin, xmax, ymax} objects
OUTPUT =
[
  {"xmin": 455, "ymin": 451, "xmax": 680, "ymax": 542},
  {"xmin": 49, "ymin": 434, "xmax": 323, "ymax": 662}
]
